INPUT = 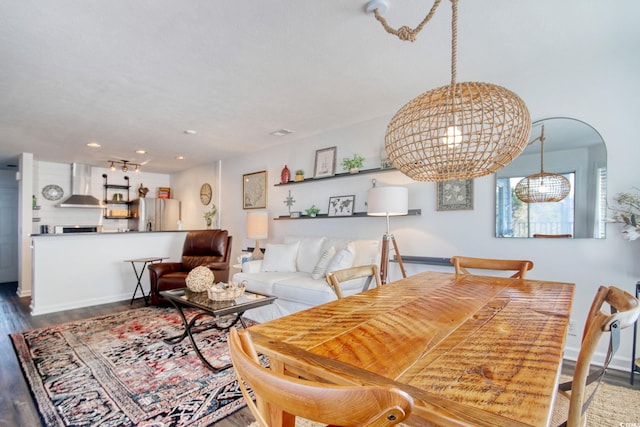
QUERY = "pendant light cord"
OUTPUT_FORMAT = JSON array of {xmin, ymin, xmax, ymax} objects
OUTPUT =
[
  {"xmin": 372, "ymin": 0, "xmax": 442, "ymax": 42},
  {"xmin": 539, "ymin": 125, "xmax": 546, "ymax": 175},
  {"xmin": 450, "ymin": 0, "xmax": 458, "ymax": 87}
]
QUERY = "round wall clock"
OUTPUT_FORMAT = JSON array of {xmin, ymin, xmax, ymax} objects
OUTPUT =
[
  {"xmin": 200, "ymin": 183, "xmax": 212, "ymax": 205},
  {"xmin": 42, "ymin": 184, "xmax": 64, "ymax": 201}
]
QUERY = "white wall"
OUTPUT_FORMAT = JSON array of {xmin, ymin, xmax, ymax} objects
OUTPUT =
[
  {"xmin": 17, "ymin": 32, "xmax": 639, "ymax": 371},
  {"xmin": 170, "ymin": 161, "xmax": 219, "ymax": 231},
  {"xmin": 33, "ymin": 162, "xmax": 171, "ymax": 233},
  {"xmin": 211, "ymin": 51, "xmax": 640, "ymax": 371}
]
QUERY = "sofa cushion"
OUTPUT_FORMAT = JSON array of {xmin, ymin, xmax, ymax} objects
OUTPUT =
[
  {"xmin": 326, "ymin": 244, "xmax": 355, "ymax": 274},
  {"xmin": 261, "ymin": 242, "xmax": 300, "ymax": 272},
  {"xmin": 284, "ymin": 236, "xmax": 327, "ymax": 274},
  {"xmin": 311, "ymin": 246, "xmax": 336, "ymax": 280},
  {"xmin": 234, "ymin": 271, "xmax": 307, "ymax": 296},
  {"xmin": 350, "ymin": 239, "xmax": 381, "ymax": 267},
  {"xmin": 272, "ymin": 275, "xmax": 338, "ymax": 306}
]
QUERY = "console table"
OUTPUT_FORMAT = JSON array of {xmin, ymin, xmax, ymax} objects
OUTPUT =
[{"xmin": 124, "ymin": 257, "xmax": 168, "ymax": 305}]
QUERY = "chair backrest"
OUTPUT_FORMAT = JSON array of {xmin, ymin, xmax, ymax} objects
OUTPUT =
[
  {"xmin": 533, "ymin": 234, "xmax": 572, "ymax": 238},
  {"xmin": 326, "ymin": 264, "xmax": 382, "ymax": 299},
  {"xmin": 228, "ymin": 328, "xmax": 413, "ymax": 427},
  {"xmin": 181, "ymin": 229, "xmax": 232, "ymax": 270},
  {"xmin": 561, "ymin": 286, "xmax": 639, "ymax": 427},
  {"xmin": 450, "ymin": 256, "xmax": 534, "ymax": 279}
]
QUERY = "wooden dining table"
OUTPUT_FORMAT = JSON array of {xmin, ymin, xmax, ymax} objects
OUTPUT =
[{"xmin": 248, "ymin": 271, "xmax": 575, "ymax": 427}]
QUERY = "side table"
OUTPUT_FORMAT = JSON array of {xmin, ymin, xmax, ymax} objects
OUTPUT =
[
  {"xmin": 124, "ymin": 257, "xmax": 168, "ymax": 305},
  {"xmin": 631, "ymin": 281, "xmax": 640, "ymax": 385}
]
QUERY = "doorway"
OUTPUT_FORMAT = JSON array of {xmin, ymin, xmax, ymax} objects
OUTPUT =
[{"xmin": 0, "ymin": 170, "xmax": 19, "ymax": 283}]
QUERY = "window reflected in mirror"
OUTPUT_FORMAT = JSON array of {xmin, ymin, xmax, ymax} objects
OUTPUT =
[
  {"xmin": 497, "ymin": 173, "xmax": 575, "ymax": 237},
  {"xmin": 495, "ymin": 117, "xmax": 607, "ymax": 239}
]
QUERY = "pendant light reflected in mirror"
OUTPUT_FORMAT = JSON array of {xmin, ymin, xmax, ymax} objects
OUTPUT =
[{"xmin": 514, "ymin": 124, "xmax": 571, "ymax": 203}]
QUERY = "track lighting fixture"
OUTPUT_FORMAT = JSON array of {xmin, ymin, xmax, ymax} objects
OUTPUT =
[{"xmin": 107, "ymin": 160, "xmax": 141, "ymax": 173}]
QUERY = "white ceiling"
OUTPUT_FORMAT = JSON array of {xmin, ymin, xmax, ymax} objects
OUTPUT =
[{"xmin": 0, "ymin": 1, "xmax": 636, "ymax": 173}]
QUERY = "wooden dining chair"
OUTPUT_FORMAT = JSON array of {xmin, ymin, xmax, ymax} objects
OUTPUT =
[
  {"xmin": 533, "ymin": 234, "xmax": 572, "ymax": 238},
  {"xmin": 228, "ymin": 328, "xmax": 413, "ymax": 427},
  {"xmin": 326, "ymin": 264, "xmax": 382, "ymax": 299},
  {"xmin": 450, "ymin": 256, "xmax": 534, "ymax": 279},
  {"xmin": 553, "ymin": 285, "xmax": 639, "ymax": 427}
]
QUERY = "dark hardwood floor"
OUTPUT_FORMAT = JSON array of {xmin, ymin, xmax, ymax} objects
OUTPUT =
[
  {"xmin": 0, "ymin": 281, "xmax": 254, "ymax": 427},
  {"xmin": 1, "ymin": 281, "xmax": 637, "ymax": 426}
]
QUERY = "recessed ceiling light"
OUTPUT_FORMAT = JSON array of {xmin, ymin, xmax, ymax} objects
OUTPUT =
[
  {"xmin": 270, "ymin": 129, "xmax": 294, "ymax": 137},
  {"xmin": 136, "ymin": 149, "xmax": 146, "ymax": 154},
  {"xmin": 176, "ymin": 156, "xmax": 185, "ymax": 160},
  {"xmin": 184, "ymin": 130, "xmax": 197, "ymax": 135},
  {"xmin": 86, "ymin": 142, "xmax": 101, "ymax": 148}
]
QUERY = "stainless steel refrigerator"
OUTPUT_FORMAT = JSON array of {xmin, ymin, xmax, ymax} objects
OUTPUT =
[{"xmin": 129, "ymin": 198, "xmax": 181, "ymax": 231}]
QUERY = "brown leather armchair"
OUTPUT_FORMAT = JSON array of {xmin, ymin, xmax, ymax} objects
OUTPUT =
[{"xmin": 148, "ymin": 229, "xmax": 233, "ymax": 305}]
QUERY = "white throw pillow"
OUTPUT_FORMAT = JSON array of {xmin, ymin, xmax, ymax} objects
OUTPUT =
[
  {"xmin": 284, "ymin": 236, "xmax": 327, "ymax": 273},
  {"xmin": 325, "ymin": 245, "xmax": 355, "ymax": 275},
  {"xmin": 260, "ymin": 242, "xmax": 300, "ymax": 272},
  {"xmin": 311, "ymin": 246, "xmax": 336, "ymax": 280},
  {"xmin": 350, "ymin": 239, "xmax": 381, "ymax": 267}
]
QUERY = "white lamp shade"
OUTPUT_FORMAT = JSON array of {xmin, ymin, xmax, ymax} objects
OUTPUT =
[
  {"xmin": 367, "ymin": 186, "xmax": 408, "ymax": 216},
  {"xmin": 246, "ymin": 211, "xmax": 269, "ymax": 239}
]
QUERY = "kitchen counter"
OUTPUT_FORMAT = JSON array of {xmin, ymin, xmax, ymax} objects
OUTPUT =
[
  {"xmin": 30, "ymin": 231, "xmax": 193, "ymax": 315},
  {"xmin": 29, "ymin": 230, "xmax": 186, "ymax": 237},
  {"xmin": 29, "ymin": 229, "xmax": 201, "ymax": 237}
]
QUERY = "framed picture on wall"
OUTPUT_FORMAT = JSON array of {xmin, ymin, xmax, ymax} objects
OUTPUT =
[
  {"xmin": 328, "ymin": 195, "xmax": 355, "ymax": 216},
  {"xmin": 313, "ymin": 146, "xmax": 337, "ymax": 178},
  {"xmin": 243, "ymin": 170, "xmax": 267, "ymax": 209},
  {"xmin": 437, "ymin": 179, "xmax": 473, "ymax": 211}
]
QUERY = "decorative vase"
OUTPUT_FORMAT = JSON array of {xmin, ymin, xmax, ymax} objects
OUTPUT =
[
  {"xmin": 280, "ymin": 165, "xmax": 291, "ymax": 184},
  {"xmin": 206, "ymin": 218, "xmax": 212, "ymax": 229}
]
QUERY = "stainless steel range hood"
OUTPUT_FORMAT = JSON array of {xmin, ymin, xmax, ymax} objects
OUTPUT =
[{"xmin": 58, "ymin": 163, "xmax": 105, "ymax": 208}]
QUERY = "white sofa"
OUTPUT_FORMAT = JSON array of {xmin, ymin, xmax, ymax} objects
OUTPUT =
[{"xmin": 232, "ymin": 236, "xmax": 381, "ymax": 323}]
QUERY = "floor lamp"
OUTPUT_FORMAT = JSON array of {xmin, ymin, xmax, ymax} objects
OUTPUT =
[
  {"xmin": 367, "ymin": 186, "xmax": 408, "ymax": 284},
  {"xmin": 246, "ymin": 211, "xmax": 268, "ymax": 260}
]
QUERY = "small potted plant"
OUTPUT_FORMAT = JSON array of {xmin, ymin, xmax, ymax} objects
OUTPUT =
[
  {"xmin": 305, "ymin": 205, "xmax": 320, "ymax": 217},
  {"xmin": 342, "ymin": 154, "xmax": 365, "ymax": 174},
  {"xmin": 295, "ymin": 169, "xmax": 305, "ymax": 182},
  {"xmin": 203, "ymin": 204, "xmax": 217, "ymax": 228}
]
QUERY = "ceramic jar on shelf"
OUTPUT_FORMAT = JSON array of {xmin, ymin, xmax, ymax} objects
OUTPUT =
[{"xmin": 280, "ymin": 165, "xmax": 291, "ymax": 184}]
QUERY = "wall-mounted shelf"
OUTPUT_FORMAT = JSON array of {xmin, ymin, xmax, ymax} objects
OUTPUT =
[
  {"xmin": 102, "ymin": 174, "xmax": 133, "ymax": 219},
  {"xmin": 32, "ymin": 206, "xmax": 41, "ymax": 222},
  {"xmin": 274, "ymin": 167, "xmax": 397, "ymax": 186},
  {"xmin": 274, "ymin": 209, "xmax": 421, "ymax": 220}
]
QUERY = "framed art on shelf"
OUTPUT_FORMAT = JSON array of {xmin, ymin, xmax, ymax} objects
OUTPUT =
[
  {"xmin": 243, "ymin": 170, "xmax": 267, "ymax": 209},
  {"xmin": 437, "ymin": 179, "xmax": 473, "ymax": 211},
  {"xmin": 313, "ymin": 146, "xmax": 337, "ymax": 178},
  {"xmin": 328, "ymin": 195, "xmax": 355, "ymax": 217}
]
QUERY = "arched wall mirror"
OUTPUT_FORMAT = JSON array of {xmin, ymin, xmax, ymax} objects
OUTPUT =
[{"xmin": 495, "ymin": 117, "xmax": 607, "ymax": 239}]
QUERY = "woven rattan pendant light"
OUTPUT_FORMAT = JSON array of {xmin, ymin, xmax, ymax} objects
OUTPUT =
[
  {"xmin": 369, "ymin": 0, "xmax": 531, "ymax": 181},
  {"xmin": 514, "ymin": 124, "xmax": 571, "ymax": 203}
]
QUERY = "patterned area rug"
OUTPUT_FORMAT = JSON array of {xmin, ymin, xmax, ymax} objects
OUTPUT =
[{"xmin": 11, "ymin": 306, "xmax": 255, "ymax": 426}]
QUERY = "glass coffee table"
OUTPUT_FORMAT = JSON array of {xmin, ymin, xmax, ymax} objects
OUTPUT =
[{"xmin": 160, "ymin": 287, "xmax": 276, "ymax": 372}]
